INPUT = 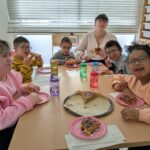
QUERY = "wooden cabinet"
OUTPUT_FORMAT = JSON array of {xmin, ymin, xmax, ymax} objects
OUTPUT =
[
  {"xmin": 52, "ymin": 33, "xmax": 84, "ymax": 46},
  {"xmin": 140, "ymin": 0, "xmax": 150, "ymax": 44}
]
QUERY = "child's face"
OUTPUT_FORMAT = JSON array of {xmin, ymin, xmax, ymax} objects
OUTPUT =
[
  {"xmin": 15, "ymin": 42, "xmax": 30, "ymax": 58},
  {"xmin": 105, "ymin": 46, "xmax": 121, "ymax": 61},
  {"xmin": 61, "ymin": 42, "xmax": 71, "ymax": 56},
  {"xmin": 0, "ymin": 52, "xmax": 12, "ymax": 75},
  {"xmin": 128, "ymin": 50, "xmax": 150, "ymax": 79}
]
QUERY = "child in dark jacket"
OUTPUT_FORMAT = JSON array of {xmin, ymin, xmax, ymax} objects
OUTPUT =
[{"xmin": 105, "ymin": 40, "xmax": 129, "ymax": 74}]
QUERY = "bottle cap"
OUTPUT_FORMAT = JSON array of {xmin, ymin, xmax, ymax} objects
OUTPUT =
[
  {"xmin": 92, "ymin": 62, "xmax": 99, "ymax": 66},
  {"xmin": 50, "ymin": 76, "xmax": 59, "ymax": 82}
]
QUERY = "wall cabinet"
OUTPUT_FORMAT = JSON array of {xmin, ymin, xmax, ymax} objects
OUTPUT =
[{"xmin": 140, "ymin": 0, "xmax": 150, "ymax": 44}]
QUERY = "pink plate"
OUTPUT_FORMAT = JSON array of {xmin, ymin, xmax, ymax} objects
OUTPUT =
[
  {"xmin": 65, "ymin": 64, "xmax": 79, "ymax": 68},
  {"xmin": 116, "ymin": 93, "xmax": 144, "ymax": 108},
  {"xmin": 37, "ymin": 92, "xmax": 50, "ymax": 104},
  {"xmin": 88, "ymin": 62, "xmax": 102, "ymax": 66},
  {"xmin": 37, "ymin": 67, "xmax": 51, "ymax": 74},
  {"xmin": 69, "ymin": 116, "xmax": 107, "ymax": 140}
]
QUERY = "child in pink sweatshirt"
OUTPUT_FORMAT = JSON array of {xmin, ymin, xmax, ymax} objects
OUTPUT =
[
  {"xmin": 112, "ymin": 44, "xmax": 150, "ymax": 123},
  {"xmin": 0, "ymin": 40, "xmax": 43, "ymax": 150},
  {"xmin": 112, "ymin": 44, "xmax": 150, "ymax": 149}
]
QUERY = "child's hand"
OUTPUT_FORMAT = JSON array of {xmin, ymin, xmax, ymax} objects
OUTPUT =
[
  {"xmin": 24, "ymin": 83, "xmax": 40, "ymax": 94},
  {"xmin": 121, "ymin": 108, "xmax": 139, "ymax": 121},
  {"xmin": 34, "ymin": 55, "xmax": 42, "ymax": 61},
  {"xmin": 29, "ymin": 92, "xmax": 42, "ymax": 104},
  {"xmin": 113, "ymin": 81, "xmax": 128, "ymax": 91},
  {"xmin": 13, "ymin": 91, "xmax": 22, "ymax": 100},
  {"xmin": 81, "ymin": 55, "xmax": 90, "ymax": 61},
  {"xmin": 23, "ymin": 55, "xmax": 34, "ymax": 66},
  {"xmin": 105, "ymin": 57, "xmax": 112, "ymax": 67},
  {"xmin": 28, "ymin": 84, "xmax": 40, "ymax": 92}
]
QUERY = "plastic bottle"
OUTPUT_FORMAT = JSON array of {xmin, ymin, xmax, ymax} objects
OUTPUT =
[
  {"xmin": 90, "ymin": 72, "xmax": 98, "ymax": 88},
  {"xmin": 50, "ymin": 76, "xmax": 59, "ymax": 96},
  {"xmin": 92, "ymin": 62, "xmax": 99, "ymax": 72},
  {"xmin": 50, "ymin": 59, "xmax": 58, "ymax": 76},
  {"xmin": 80, "ymin": 63, "xmax": 87, "ymax": 79}
]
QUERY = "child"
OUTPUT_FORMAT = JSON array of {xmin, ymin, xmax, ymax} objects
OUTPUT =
[
  {"xmin": 112, "ymin": 44, "xmax": 150, "ymax": 123},
  {"xmin": 112, "ymin": 44, "xmax": 150, "ymax": 150},
  {"xmin": 12, "ymin": 36, "xmax": 43, "ymax": 83},
  {"xmin": 0, "ymin": 40, "xmax": 43, "ymax": 150},
  {"xmin": 51, "ymin": 37, "xmax": 75, "ymax": 65},
  {"xmin": 105, "ymin": 40, "xmax": 129, "ymax": 74}
]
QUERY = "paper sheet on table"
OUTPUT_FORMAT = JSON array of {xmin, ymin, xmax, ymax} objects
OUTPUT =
[{"xmin": 65, "ymin": 124, "xmax": 125, "ymax": 150}]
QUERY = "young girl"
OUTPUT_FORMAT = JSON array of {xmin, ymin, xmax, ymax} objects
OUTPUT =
[
  {"xmin": 112, "ymin": 44, "xmax": 150, "ymax": 122},
  {"xmin": 112, "ymin": 44, "xmax": 150, "ymax": 149},
  {"xmin": 0, "ymin": 40, "xmax": 43, "ymax": 150},
  {"xmin": 105, "ymin": 40, "xmax": 129, "ymax": 74},
  {"xmin": 51, "ymin": 37, "xmax": 75, "ymax": 65}
]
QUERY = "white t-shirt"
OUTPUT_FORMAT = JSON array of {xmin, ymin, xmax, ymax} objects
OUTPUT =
[{"xmin": 75, "ymin": 30, "xmax": 117, "ymax": 60}]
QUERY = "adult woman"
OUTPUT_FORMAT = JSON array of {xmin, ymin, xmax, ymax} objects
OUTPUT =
[{"xmin": 75, "ymin": 14, "xmax": 117, "ymax": 62}]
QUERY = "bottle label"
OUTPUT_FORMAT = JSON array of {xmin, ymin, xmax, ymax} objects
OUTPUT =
[{"xmin": 50, "ymin": 86, "xmax": 59, "ymax": 96}]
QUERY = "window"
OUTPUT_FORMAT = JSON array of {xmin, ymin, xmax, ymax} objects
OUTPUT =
[
  {"xmin": 18, "ymin": 33, "xmax": 135, "ymax": 64},
  {"xmin": 7, "ymin": 0, "xmax": 143, "ymax": 33},
  {"xmin": 17, "ymin": 34, "xmax": 52, "ymax": 64}
]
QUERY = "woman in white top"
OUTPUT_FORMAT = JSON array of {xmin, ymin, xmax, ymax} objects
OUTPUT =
[{"xmin": 75, "ymin": 14, "xmax": 117, "ymax": 62}]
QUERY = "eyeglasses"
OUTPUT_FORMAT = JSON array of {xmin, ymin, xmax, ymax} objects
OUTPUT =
[
  {"xmin": 128, "ymin": 55, "xmax": 150, "ymax": 65},
  {"xmin": 62, "ymin": 46, "xmax": 71, "ymax": 50},
  {"xmin": 18, "ymin": 44, "xmax": 31, "ymax": 50},
  {"xmin": 106, "ymin": 49, "xmax": 118, "ymax": 55}
]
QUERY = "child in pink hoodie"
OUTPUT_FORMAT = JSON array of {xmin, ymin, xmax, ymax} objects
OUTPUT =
[
  {"xmin": 112, "ymin": 44, "xmax": 150, "ymax": 150},
  {"xmin": 112, "ymin": 44, "xmax": 150, "ymax": 123},
  {"xmin": 0, "ymin": 40, "xmax": 43, "ymax": 150}
]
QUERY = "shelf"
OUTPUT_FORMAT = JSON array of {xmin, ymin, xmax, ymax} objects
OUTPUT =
[{"xmin": 140, "ymin": 0, "xmax": 150, "ymax": 44}]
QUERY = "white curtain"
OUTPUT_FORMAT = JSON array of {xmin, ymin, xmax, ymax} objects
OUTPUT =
[{"xmin": 7, "ymin": 0, "xmax": 143, "ymax": 33}]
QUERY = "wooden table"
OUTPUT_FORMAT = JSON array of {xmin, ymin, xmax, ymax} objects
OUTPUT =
[{"xmin": 9, "ymin": 66, "xmax": 150, "ymax": 150}]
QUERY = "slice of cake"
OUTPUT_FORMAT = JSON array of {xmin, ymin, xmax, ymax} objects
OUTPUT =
[
  {"xmin": 80, "ymin": 117, "xmax": 100, "ymax": 136},
  {"xmin": 66, "ymin": 59, "xmax": 76, "ymax": 66},
  {"xmin": 119, "ymin": 94, "xmax": 137, "ymax": 105},
  {"xmin": 95, "ymin": 47, "xmax": 101, "ymax": 55},
  {"xmin": 76, "ymin": 91, "xmax": 98, "ymax": 103}
]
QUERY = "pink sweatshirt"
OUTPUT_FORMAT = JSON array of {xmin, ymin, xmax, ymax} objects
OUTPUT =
[
  {"xmin": 0, "ymin": 70, "xmax": 36, "ymax": 130},
  {"xmin": 112, "ymin": 74, "xmax": 150, "ymax": 124}
]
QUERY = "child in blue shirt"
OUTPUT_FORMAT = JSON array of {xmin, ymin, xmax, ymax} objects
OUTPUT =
[{"xmin": 51, "ymin": 37, "xmax": 75, "ymax": 65}]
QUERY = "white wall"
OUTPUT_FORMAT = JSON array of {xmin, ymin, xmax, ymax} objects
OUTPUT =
[
  {"xmin": 0, "ymin": 0, "xmax": 8, "ymax": 40},
  {"xmin": 18, "ymin": 35, "xmax": 53, "ymax": 64},
  {"xmin": 0, "ymin": 0, "xmax": 15, "ymax": 48}
]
